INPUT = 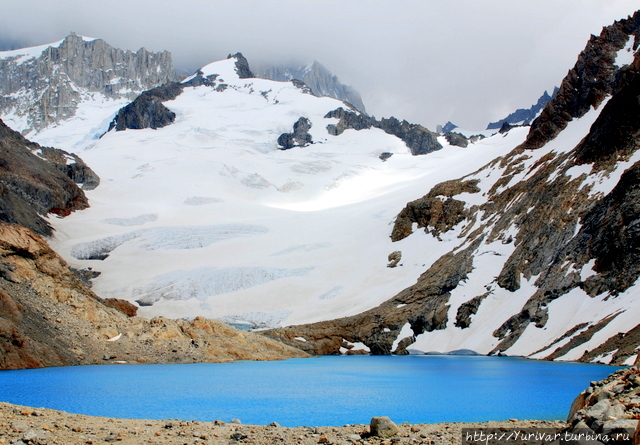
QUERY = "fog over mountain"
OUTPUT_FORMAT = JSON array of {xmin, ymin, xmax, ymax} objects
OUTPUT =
[{"xmin": 1, "ymin": 0, "xmax": 637, "ymax": 130}]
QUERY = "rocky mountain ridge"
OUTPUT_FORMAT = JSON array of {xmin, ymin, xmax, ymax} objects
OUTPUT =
[
  {"xmin": 265, "ymin": 11, "xmax": 640, "ymax": 365},
  {"xmin": 106, "ymin": 54, "xmax": 441, "ymax": 157},
  {"xmin": 0, "ymin": 33, "xmax": 182, "ymax": 135},
  {"xmin": 486, "ymin": 89, "xmax": 558, "ymax": 130},
  {"xmin": 253, "ymin": 61, "xmax": 367, "ymax": 114}
]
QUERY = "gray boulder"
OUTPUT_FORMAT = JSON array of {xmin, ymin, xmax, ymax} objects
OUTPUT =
[{"xmin": 369, "ymin": 416, "xmax": 398, "ymax": 438}]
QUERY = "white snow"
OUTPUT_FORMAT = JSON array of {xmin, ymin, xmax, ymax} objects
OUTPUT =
[
  {"xmin": 392, "ymin": 322, "xmax": 414, "ymax": 352},
  {"xmin": 44, "ymin": 56, "xmax": 519, "ymax": 328},
  {"xmin": 27, "ymin": 52, "xmax": 636, "ymax": 360},
  {"xmin": 615, "ymin": 38, "xmax": 636, "ymax": 67}
]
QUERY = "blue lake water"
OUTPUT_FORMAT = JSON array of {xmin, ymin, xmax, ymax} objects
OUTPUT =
[{"xmin": 0, "ymin": 355, "xmax": 620, "ymax": 427}]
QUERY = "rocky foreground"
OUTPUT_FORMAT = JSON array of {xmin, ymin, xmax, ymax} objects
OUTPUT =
[{"xmin": 0, "ymin": 403, "xmax": 564, "ymax": 445}]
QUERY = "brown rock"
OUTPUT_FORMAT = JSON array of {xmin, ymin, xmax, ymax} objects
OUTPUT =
[{"xmin": 101, "ymin": 298, "xmax": 137, "ymax": 317}]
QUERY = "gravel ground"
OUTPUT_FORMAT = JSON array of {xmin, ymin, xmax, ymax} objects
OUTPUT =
[{"xmin": 0, "ymin": 402, "xmax": 566, "ymax": 445}]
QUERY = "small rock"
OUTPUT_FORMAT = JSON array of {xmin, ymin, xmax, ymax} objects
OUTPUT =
[
  {"xmin": 12, "ymin": 421, "xmax": 29, "ymax": 432},
  {"xmin": 269, "ymin": 422, "xmax": 281, "ymax": 427},
  {"xmin": 23, "ymin": 429, "xmax": 47, "ymax": 442},
  {"xmin": 601, "ymin": 419, "xmax": 639, "ymax": 433},
  {"xmin": 585, "ymin": 399, "xmax": 611, "ymax": 421},
  {"xmin": 213, "ymin": 420, "xmax": 225, "ymax": 425},
  {"xmin": 230, "ymin": 432, "xmax": 247, "ymax": 441},
  {"xmin": 104, "ymin": 432, "xmax": 120, "ymax": 442},
  {"xmin": 572, "ymin": 420, "xmax": 591, "ymax": 430},
  {"xmin": 346, "ymin": 433, "xmax": 362, "ymax": 442},
  {"xmin": 410, "ymin": 426, "xmax": 421, "ymax": 433},
  {"xmin": 230, "ymin": 419, "xmax": 242, "ymax": 424},
  {"xmin": 370, "ymin": 416, "xmax": 399, "ymax": 438},
  {"xmin": 595, "ymin": 390, "xmax": 614, "ymax": 402},
  {"xmin": 387, "ymin": 251, "xmax": 402, "ymax": 268},
  {"xmin": 605, "ymin": 402, "xmax": 626, "ymax": 420}
]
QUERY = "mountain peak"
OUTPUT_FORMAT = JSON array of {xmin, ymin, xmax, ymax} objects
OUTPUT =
[
  {"xmin": 0, "ymin": 35, "xmax": 182, "ymax": 135},
  {"xmin": 253, "ymin": 61, "xmax": 367, "ymax": 113},
  {"xmin": 226, "ymin": 52, "xmax": 254, "ymax": 79}
]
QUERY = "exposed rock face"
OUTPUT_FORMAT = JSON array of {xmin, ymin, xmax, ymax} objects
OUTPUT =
[
  {"xmin": 444, "ymin": 132, "xmax": 468, "ymax": 148},
  {"xmin": 108, "ymin": 82, "xmax": 183, "ymax": 131},
  {"xmin": 520, "ymin": 11, "xmax": 640, "ymax": 150},
  {"xmin": 391, "ymin": 179, "xmax": 480, "ymax": 241},
  {"xmin": 254, "ymin": 61, "xmax": 367, "ymax": 113},
  {"xmin": 277, "ymin": 117, "xmax": 313, "ymax": 149},
  {"xmin": 486, "ymin": 89, "xmax": 557, "ymax": 130},
  {"xmin": 0, "ymin": 119, "xmax": 97, "ymax": 236},
  {"xmin": 265, "ymin": 13, "xmax": 640, "ymax": 364},
  {"xmin": 227, "ymin": 52, "xmax": 254, "ymax": 79},
  {"xmin": 0, "ymin": 33, "xmax": 182, "ymax": 134},
  {"xmin": 0, "ymin": 222, "xmax": 308, "ymax": 370},
  {"xmin": 325, "ymin": 107, "xmax": 442, "ymax": 156}
]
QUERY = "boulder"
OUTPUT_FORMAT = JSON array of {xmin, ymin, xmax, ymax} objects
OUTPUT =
[
  {"xmin": 369, "ymin": 416, "xmax": 398, "ymax": 438},
  {"xmin": 277, "ymin": 117, "xmax": 313, "ymax": 149}
]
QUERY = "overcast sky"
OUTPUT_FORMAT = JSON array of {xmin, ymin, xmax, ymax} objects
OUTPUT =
[{"xmin": 1, "ymin": 1, "xmax": 638, "ymax": 130}]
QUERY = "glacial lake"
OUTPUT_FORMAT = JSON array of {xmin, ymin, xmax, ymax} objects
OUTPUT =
[{"xmin": 0, "ymin": 355, "xmax": 621, "ymax": 427}]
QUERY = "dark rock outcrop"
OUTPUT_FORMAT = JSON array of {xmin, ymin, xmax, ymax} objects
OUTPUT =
[
  {"xmin": 227, "ymin": 52, "xmax": 254, "ymax": 79},
  {"xmin": 0, "ymin": 119, "xmax": 95, "ymax": 236},
  {"xmin": 391, "ymin": 179, "xmax": 480, "ymax": 241},
  {"xmin": 277, "ymin": 117, "xmax": 313, "ymax": 149},
  {"xmin": 108, "ymin": 82, "xmax": 183, "ymax": 131},
  {"xmin": 520, "ymin": 11, "xmax": 640, "ymax": 150},
  {"xmin": 444, "ymin": 132, "xmax": 469, "ymax": 148},
  {"xmin": 325, "ymin": 107, "xmax": 442, "ymax": 156}
]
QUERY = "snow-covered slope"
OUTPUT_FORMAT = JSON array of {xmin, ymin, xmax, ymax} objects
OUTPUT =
[
  {"xmin": 267, "ymin": 11, "xmax": 640, "ymax": 365},
  {"xmin": 45, "ymin": 55, "xmax": 513, "ymax": 330}
]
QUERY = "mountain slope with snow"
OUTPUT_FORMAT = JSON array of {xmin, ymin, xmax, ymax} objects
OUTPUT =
[
  {"xmin": 44, "ymin": 54, "xmax": 510, "ymax": 332},
  {"xmin": 266, "ymin": 11, "xmax": 640, "ymax": 365}
]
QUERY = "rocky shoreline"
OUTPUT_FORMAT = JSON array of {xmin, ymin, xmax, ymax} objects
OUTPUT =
[{"xmin": 0, "ymin": 403, "xmax": 564, "ymax": 445}]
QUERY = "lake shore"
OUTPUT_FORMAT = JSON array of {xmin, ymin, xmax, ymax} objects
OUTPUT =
[{"xmin": 0, "ymin": 402, "xmax": 565, "ymax": 445}]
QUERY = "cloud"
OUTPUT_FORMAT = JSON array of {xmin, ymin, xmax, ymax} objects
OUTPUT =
[{"xmin": 1, "ymin": 0, "xmax": 638, "ymax": 130}]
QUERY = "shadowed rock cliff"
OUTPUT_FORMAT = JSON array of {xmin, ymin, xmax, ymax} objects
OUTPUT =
[{"xmin": 0, "ymin": 119, "xmax": 97, "ymax": 236}]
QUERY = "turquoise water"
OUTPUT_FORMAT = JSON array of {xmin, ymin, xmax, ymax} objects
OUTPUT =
[{"xmin": 0, "ymin": 355, "xmax": 620, "ymax": 427}]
